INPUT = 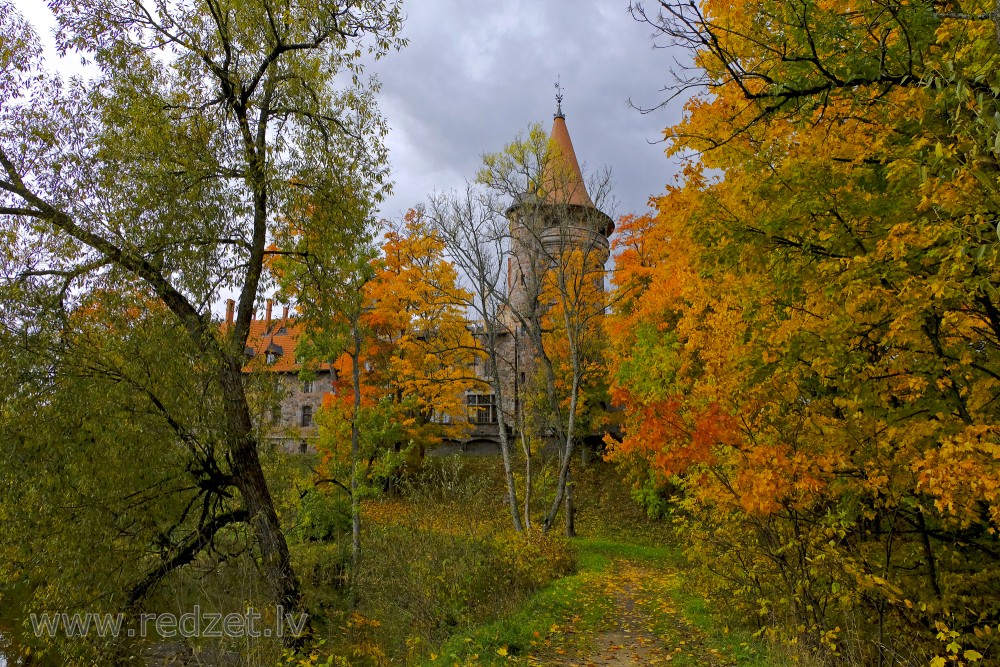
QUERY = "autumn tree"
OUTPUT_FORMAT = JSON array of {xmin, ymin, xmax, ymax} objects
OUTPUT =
[
  {"xmin": 0, "ymin": 0, "xmax": 402, "ymax": 654},
  {"xmin": 0, "ymin": 292, "xmax": 245, "ymax": 663},
  {"xmin": 272, "ymin": 206, "xmax": 476, "ymax": 604},
  {"xmin": 608, "ymin": 0, "xmax": 1000, "ymax": 659},
  {"xmin": 428, "ymin": 183, "xmax": 528, "ymax": 533},
  {"xmin": 361, "ymin": 210, "xmax": 478, "ymax": 455}
]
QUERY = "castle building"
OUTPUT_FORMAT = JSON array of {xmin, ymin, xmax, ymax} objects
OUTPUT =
[
  {"xmin": 226, "ymin": 297, "xmax": 332, "ymax": 453},
  {"xmin": 238, "ymin": 104, "xmax": 612, "ymax": 454},
  {"xmin": 506, "ymin": 104, "xmax": 614, "ymax": 319}
]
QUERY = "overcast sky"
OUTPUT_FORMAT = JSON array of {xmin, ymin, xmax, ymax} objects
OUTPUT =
[{"xmin": 13, "ymin": 0, "xmax": 687, "ymax": 222}]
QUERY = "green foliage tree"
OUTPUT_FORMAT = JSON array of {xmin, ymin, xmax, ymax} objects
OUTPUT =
[
  {"xmin": 0, "ymin": 0, "xmax": 402, "ymax": 656},
  {"xmin": 270, "ymin": 183, "xmax": 379, "ymax": 602}
]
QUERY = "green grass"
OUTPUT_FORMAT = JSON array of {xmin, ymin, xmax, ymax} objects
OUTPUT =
[
  {"xmin": 573, "ymin": 536, "xmax": 675, "ymax": 563},
  {"xmin": 417, "ymin": 553, "xmax": 613, "ymax": 666},
  {"xmin": 639, "ymin": 552, "xmax": 789, "ymax": 667},
  {"xmin": 417, "ymin": 496, "xmax": 791, "ymax": 667},
  {"xmin": 580, "ymin": 520, "xmax": 793, "ymax": 667}
]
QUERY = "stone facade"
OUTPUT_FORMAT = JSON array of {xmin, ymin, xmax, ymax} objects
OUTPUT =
[
  {"xmin": 265, "ymin": 370, "xmax": 334, "ymax": 453},
  {"xmin": 226, "ymin": 298, "xmax": 336, "ymax": 454}
]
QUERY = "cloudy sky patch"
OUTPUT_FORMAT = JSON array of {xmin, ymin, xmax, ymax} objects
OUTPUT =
[{"xmin": 12, "ymin": 0, "xmax": 690, "ymax": 222}]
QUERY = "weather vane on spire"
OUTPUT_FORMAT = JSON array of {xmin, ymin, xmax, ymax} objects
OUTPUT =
[{"xmin": 554, "ymin": 77, "xmax": 564, "ymax": 118}]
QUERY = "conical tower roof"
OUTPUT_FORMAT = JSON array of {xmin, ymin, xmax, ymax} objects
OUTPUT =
[{"xmin": 540, "ymin": 110, "xmax": 595, "ymax": 209}]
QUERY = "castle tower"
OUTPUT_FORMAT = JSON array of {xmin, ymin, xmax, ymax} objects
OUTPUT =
[
  {"xmin": 502, "ymin": 99, "xmax": 614, "ymax": 409},
  {"xmin": 507, "ymin": 101, "xmax": 614, "ymax": 326}
]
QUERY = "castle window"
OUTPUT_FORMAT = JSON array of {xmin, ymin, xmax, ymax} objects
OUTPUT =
[
  {"xmin": 302, "ymin": 380, "xmax": 314, "ymax": 394},
  {"xmin": 520, "ymin": 372, "xmax": 526, "ymax": 384},
  {"xmin": 431, "ymin": 409, "xmax": 452, "ymax": 424},
  {"xmin": 301, "ymin": 405, "xmax": 313, "ymax": 428},
  {"xmin": 299, "ymin": 441, "xmax": 308, "ymax": 454},
  {"xmin": 467, "ymin": 394, "xmax": 497, "ymax": 425},
  {"xmin": 271, "ymin": 406, "xmax": 281, "ymax": 424},
  {"xmin": 264, "ymin": 343, "xmax": 283, "ymax": 365}
]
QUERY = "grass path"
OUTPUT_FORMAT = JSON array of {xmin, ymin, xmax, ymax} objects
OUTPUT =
[
  {"xmin": 532, "ymin": 561, "xmax": 727, "ymax": 666},
  {"xmin": 424, "ymin": 539, "xmax": 778, "ymax": 667}
]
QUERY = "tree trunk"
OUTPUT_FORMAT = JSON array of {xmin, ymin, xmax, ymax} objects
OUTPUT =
[
  {"xmin": 220, "ymin": 363, "xmax": 308, "ymax": 646},
  {"xmin": 521, "ymin": 429, "xmax": 532, "ymax": 531},
  {"xmin": 542, "ymin": 444, "xmax": 572, "ymax": 533},
  {"xmin": 542, "ymin": 372, "xmax": 580, "ymax": 533},
  {"xmin": 231, "ymin": 444, "xmax": 302, "ymax": 612},
  {"xmin": 564, "ymin": 467, "xmax": 576, "ymax": 538},
  {"xmin": 486, "ymin": 326, "xmax": 524, "ymax": 533},
  {"xmin": 493, "ymin": 376, "xmax": 524, "ymax": 532},
  {"xmin": 350, "ymin": 327, "xmax": 363, "ymax": 608}
]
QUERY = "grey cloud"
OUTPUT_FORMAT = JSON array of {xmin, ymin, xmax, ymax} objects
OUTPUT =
[
  {"xmin": 369, "ymin": 0, "xmax": 689, "ymax": 221},
  {"xmin": 14, "ymin": 0, "xmax": 690, "ymax": 223}
]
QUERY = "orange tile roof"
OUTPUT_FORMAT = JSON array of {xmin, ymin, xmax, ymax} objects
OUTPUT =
[{"xmin": 225, "ymin": 316, "xmax": 331, "ymax": 373}]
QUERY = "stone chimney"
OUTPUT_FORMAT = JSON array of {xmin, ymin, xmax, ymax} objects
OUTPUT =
[{"xmin": 225, "ymin": 299, "xmax": 235, "ymax": 325}]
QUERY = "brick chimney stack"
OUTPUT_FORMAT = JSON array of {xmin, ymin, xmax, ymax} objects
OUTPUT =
[
  {"xmin": 225, "ymin": 299, "xmax": 235, "ymax": 325},
  {"xmin": 282, "ymin": 305, "xmax": 289, "ymax": 320},
  {"xmin": 265, "ymin": 298, "xmax": 273, "ymax": 329}
]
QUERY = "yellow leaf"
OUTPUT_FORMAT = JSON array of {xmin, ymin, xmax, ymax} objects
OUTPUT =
[{"xmin": 964, "ymin": 650, "xmax": 984, "ymax": 661}]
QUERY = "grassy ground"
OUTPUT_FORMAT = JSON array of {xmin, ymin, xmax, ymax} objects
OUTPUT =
[
  {"xmin": 416, "ymin": 528, "xmax": 786, "ymax": 667},
  {"xmin": 390, "ymin": 457, "xmax": 788, "ymax": 667},
  {"xmin": 283, "ymin": 455, "xmax": 793, "ymax": 667}
]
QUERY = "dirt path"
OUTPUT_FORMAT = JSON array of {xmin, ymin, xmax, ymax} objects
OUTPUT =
[{"xmin": 529, "ymin": 562, "xmax": 733, "ymax": 667}]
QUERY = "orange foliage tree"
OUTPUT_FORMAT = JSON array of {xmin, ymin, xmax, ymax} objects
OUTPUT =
[
  {"xmin": 358, "ymin": 209, "xmax": 478, "ymax": 455},
  {"xmin": 273, "ymin": 201, "xmax": 475, "ymax": 590},
  {"xmin": 608, "ymin": 0, "xmax": 1000, "ymax": 661}
]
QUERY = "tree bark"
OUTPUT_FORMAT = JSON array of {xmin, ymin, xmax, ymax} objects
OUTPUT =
[
  {"xmin": 521, "ymin": 426, "xmax": 532, "ymax": 531},
  {"xmin": 489, "ymin": 345, "xmax": 525, "ymax": 533},
  {"xmin": 350, "ymin": 325, "xmax": 363, "ymax": 608},
  {"xmin": 564, "ymin": 466, "xmax": 576, "ymax": 538},
  {"xmin": 542, "ymin": 369, "xmax": 580, "ymax": 533},
  {"xmin": 220, "ymin": 362, "xmax": 308, "ymax": 645}
]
